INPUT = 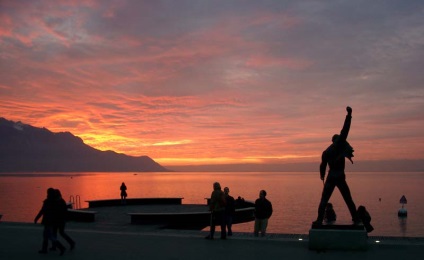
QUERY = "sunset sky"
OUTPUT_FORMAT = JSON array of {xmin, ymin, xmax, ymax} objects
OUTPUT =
[{"xmin": 1, "ymin": 1, "xmax": 423, "ymax": 167}]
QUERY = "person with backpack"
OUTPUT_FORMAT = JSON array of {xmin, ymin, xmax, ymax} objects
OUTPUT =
[{"xmin": 205, "ymin": 182, "xmax": 226, "ymax": 240}]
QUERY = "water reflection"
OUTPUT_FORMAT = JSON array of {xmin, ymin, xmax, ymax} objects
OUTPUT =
[
  {"xmin": 398, "ymin": 216, "xmax": 407, "ymax": 236},
  {"xmin": 1, "ymin": 172, "xmax": 424, "ymax": 237}
]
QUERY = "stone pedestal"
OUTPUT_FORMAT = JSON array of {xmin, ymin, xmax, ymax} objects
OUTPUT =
[{"xmin": 309, "ymin": 224, "xmax": 368, "ymax": 250}]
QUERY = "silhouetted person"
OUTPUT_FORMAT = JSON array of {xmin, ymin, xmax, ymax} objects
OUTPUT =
[
  {"xmin": 34, "ymin": 188, "xmax": 66, "ymax": 255},
  {"xmin": 324, "ymin": 203, "xmax": 336, "ymax": 224},
  {"xmin": 50, "ymin": 189, "xmax": 75, "ymax": 251},
  {"xmin": 235, "ymin": 196, "xmax": 245, "ymax": 207},
  {"xmin": 224, "ymin": 187, "xmax": 235, "ymax": 236},
  {"xmin": 313, "ymin": 106, "xmax": 358, "ymax": 225},
  {"xmin": 254, "ymin": 190, "xmax": 273, "ymax": 237},
  {"xmin": 120, "ymin": 182, "xmax": 127, "ymax": 204},
  {"xmin": 205, "ymin": 182, "xmax": 226, "ymax": 240}
]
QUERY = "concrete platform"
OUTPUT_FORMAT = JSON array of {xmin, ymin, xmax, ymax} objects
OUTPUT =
[
  {"xmin": 72, "ymin": 199, "xmax": 255, "ymax": 230},
  {"xmin": 1, "ymin": 222, "xmax": 424, "ymax": 260},
  {"xmin": 86, "ymin": 198, "xmax": 183, "ymax": 207},
  {"xmin": 67, "ymin": 209, "xmax": 97, "ymax": 222}
]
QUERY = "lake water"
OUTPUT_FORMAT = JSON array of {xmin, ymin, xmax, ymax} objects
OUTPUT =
[{"xmin": 0, "ymin": 172, "xmax": 422, "ymax": 237}]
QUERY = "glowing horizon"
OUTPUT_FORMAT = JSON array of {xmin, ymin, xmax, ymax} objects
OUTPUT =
[{"xmin": 1, "ymin": 1, "xmax": 423, "ymax": 167}]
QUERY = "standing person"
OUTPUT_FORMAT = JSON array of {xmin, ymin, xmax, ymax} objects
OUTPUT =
[
  {"xmin": 223, "ymin": 187, "xmax": 235, "ymax": 236},
  {"xmin": 34, "ymin": 188, "xmax": 66, "ymax": 256},
  {"xmin": 120, "ymin": 182, "xmax": 127, "ymax": 204},
  {"xmin": 313, "ymin": 106, "xmax": 358, "ymax": 226},
  {"xmin": 50, "ymin": 189, "xmax": 75, "ymax": 251},
  {"xmin": 205, "ymin": 182, "xmax": 226, "ymax": 240},
  {"xmin": 254, "ymin": 190, "xmax": 273, "ymax": 237}
]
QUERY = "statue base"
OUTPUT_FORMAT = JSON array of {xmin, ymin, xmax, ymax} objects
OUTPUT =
[{"xmin": 309, "ymin": 224, "xmax": 368, "ymax": 251}]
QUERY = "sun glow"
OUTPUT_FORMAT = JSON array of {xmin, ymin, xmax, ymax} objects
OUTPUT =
[
  {"xmin": 150, "ymin": 140, "xmax": 192, "ymax": 146},
  {"xmin": 155, "ymin": 157, "xmax": 261, "ymax": 166}
]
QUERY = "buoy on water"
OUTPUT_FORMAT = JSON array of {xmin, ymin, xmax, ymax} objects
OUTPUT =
[{"xmin": 398, "ymin": 195, "xmax": 407, "ymax": 217}]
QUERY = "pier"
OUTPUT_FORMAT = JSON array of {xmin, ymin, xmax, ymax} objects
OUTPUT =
[{"xmin": 67, "ymin": 198, "xmax": 255, "ymax": 229}]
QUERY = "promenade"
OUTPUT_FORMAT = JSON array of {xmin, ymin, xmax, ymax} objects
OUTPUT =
[{"xmin": 1, "ymin": 221, "xmax": 423, "ymax": 260}]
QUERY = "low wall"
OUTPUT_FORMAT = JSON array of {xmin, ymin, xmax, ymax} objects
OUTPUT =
[
  {"xmin": 129, "ymin": 206, "xmax": 255, "ymax": 230},
  {"xmin": 129, "ymin": 211, "xmax": 210, "ymax": 229},
  {"xmin": 86, "ymin": 198, "xmax": 183, "ymax": 208},
  {"xmin": 67, "ymin": 209, "xmax": 97, "ymax": 222}
]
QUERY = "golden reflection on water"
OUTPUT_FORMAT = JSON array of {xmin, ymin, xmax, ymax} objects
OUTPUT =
[{"xmin": 0, "ymin": 172, "xmax": 423, "ymax": 237}]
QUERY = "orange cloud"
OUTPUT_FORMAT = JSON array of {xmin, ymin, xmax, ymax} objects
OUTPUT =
[{"xmin": 1, "ymin": 1, "xmax": 423, "ymax": 167}]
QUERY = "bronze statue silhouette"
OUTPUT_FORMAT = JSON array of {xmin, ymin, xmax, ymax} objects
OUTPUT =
[{"xmin": 313, "ymin": 106, "xmax": 358, "ymax": 225}]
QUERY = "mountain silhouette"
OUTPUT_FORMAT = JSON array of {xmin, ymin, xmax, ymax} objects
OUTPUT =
[{"xmin": 0, "ymin": 117, "xmax": 168, "ymax": 172}]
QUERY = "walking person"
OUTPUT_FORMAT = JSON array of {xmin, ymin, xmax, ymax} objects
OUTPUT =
[
  {"xmin": 205, "ymin": 182, "xmax": 226, "ymax": 240},
  {"xmin": 34, "ymin": 188, "xmax": 66, "ymax": 256},
  {"xmin": 313, "ymin": 106, "xmax": 358, "ymax": 226},
  {"xmin": 254, "ymin": 190, "xmax": 273, "ymax": 237},
  {"xmin": 50, "ymin": 189, "xmax": 75, "ymax": 251},
  {"xmin": 224, "ymin": 187, "xmax": 235, "ymax": 236},
  {"xmin": 120, "ymin": 182, "xmax": 127, "ymax": 204}
]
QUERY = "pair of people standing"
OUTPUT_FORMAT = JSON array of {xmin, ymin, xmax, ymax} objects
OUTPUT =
[
  {"xmin": 34, "ymin": 188, "xmax": 75, "ymax": 255},
  {"xmin": 205, "ymin": 182, "xmax": 235, "ymax": 240},
  {"xmin": 205, "ymin": 182, "xmax": 274, "ymax": 238}
]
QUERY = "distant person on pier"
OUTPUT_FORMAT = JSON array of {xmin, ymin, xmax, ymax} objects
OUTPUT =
[
  {"xmin": 205, "ymin": 182, "xmax": 226, "ymax": 240},
  {"xmin": 313, "ymin": 106, "xmax": 358, "ymax": 226},
  {"xmin": 224, "ymin": 187, "xmax": 235, "ymax": 236},
  {"xmin": 254, "ymin": 190, "xmax": 273, "ymax": 237},
  {"xmin": 50, "ymin": 189, "xmax": 75, "ymax": 251},
  {"xmin": 120, "ymin": 182, "xmax": 127, "ymax": 204},
  {"xmin": 34, "ymin": 188, "xmax": 66, "ymax": 255}
]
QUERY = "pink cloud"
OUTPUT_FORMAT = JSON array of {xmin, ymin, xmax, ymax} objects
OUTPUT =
[
  {"xmin": 1, "ymin": 1, "xmax": 423, "ymax": 167},
  {"xmin": 245, "ymin": 55, "xmax": 313, "ymax": 69},
  {"xmin": 0, "ymin": 14, "xmax": 13, "ymax": 38},
  {"xmin": 248, "ymin": 10, "xmax": 302, "ymax": 30}
]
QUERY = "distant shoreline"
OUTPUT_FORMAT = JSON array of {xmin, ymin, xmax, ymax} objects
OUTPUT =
[
  {"xmin": 165, "ymin": 160, "xmax": 424, "ymax": 172},
  {"xmin": 1, "ymin": 171, "xmax": 423, "ymax": 177},
  {"xmin": 4, "ymin": 160, "xmax": 422, "ymax": 173}
]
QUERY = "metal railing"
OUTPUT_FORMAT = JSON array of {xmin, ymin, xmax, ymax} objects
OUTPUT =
[{"xmin": 69, "ymin": 195, "xmax": 81, "ymax": 209}]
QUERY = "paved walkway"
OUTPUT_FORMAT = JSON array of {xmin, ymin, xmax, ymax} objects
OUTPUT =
[{"xmin": 1, "ymin": 222, "xmax": 423, "ymax": 260}]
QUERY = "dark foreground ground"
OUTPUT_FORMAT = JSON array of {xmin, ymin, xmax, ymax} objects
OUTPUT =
[{"xmin": 1, "ymin": 221, "xmax": 423, "ymax": 260}]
